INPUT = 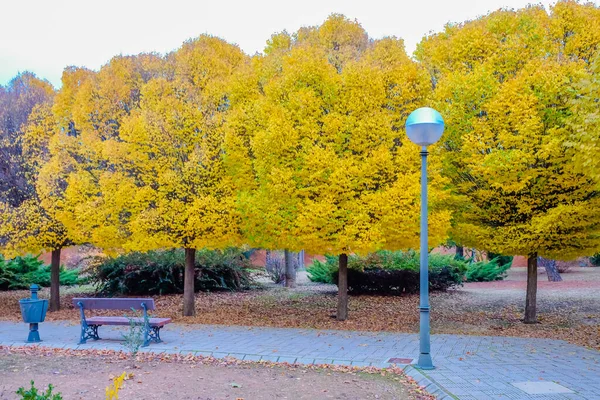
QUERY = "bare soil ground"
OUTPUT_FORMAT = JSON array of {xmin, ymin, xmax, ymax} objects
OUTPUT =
[
  {"xmin": 0, "ymin": 350, "xmax": 417, "ymax": 400},
  {"xmin": 1, "ymin": 267, "xmax": 598, "ymax": 351}
]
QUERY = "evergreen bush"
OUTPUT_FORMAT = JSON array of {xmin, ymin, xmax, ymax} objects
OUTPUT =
[
  {"xmin": 89, "ymin": 248, "xmax": 254, "ymax": 296},
  {"xmin": 465, "ymin": 258, "xmax": 512, "ymax": 282},
  {"xmin": 306, "ymin": 257, "xmax": 337, "ymax": 284},
  {"xmin": 0, "ymin": 254, "xmax": 80, "ymax": 290}
]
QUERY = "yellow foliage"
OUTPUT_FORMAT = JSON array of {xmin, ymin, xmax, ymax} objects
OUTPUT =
[
  {"xmin": 225, "ymin": 16, "xmax": 450, "ymax": 255},
  {"xmin": 46, "ymin": 37, "xmax": 246, "ymax": 253},
  {"xmin": 5, "ymin": 7, "xmax": 598, "ymax": 266},
  {"xmin": 0, "ymin": 92, "xmax": 71, "ymax": 258},
  {"xmin": 435, "ymin": 62, "xmax": 600, "ymax": 259},
  {"xmin": 105, "ymin": 371, "xmax": 133, "ymax": 400},
  {"xmin": 568, "ymin": 52, "xmax": 600, "ymax": 187},
  {"xmin": 421, "ymin": 1, "xmax": 600, "ymax": 260}
]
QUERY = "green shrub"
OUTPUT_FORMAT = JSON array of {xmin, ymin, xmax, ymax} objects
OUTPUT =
[
  {"xmin": 22, "ymin": 266, "xmax": 80, "ymax": 288},
  {"xmin": 487, "ymin": 252, "xmax": 513, "ymax": 267},
  {"xmin": 306, "ymin": 257, "xmax": 337, "ymax": 283},
  {"xmin": 313, "ymin": 251, "xmax": 466, "ymax": 294},
  {"xmin": 0, "ymin": 254, "xmax": 80, "ymax": 290},
  {"xmin": 90, "ymin": 248, "xmax": 254, "ymax": 296},
  {"xmin": 465, "ymin": 258, "xmax": 511, "ymax": 282},
  {"xmin": 16, "ymin": 381, "xmax": 62, "ymax": 400},
  {"xmin": 591, "ymin": 253, "xmax": 600, "ymax": 267}
]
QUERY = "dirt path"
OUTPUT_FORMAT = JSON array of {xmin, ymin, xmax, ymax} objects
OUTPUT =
[
  {"xmin": 454, "ymin": 267, "xmax": 600, "ymax": 313},
  {"xmin": 0, "ymin": 352, "xmax": 414, "ymax": 400}
]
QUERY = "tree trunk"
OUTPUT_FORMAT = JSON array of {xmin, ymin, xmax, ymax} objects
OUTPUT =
[
  {"xmin": 49, "ymin": 248, "xmax": 61, "ymax": 312},
  {"xmin": 539, "ymin": 256, "xmax": 562, "ymax": 282},
  {"xmin": 284, "ymin": 249, "xmax": 296, "ymax": 288},
  {"xmin": 183, "ymin": 248, "xmax": 196, "ymax": 317},
  {"xmin": 455, "ymin": 246, "xmax": 464, "ymax": 260},
  {"xmin": 337, "ymin": 253, "xmax": 348, "ymax": 321},
  {"xmin": 524, "ymin": 252, "xmax": 538, "ymax": 324},
  {"xmin": 297, "ymin": 250, "xmax": 305, "ymax": 269}
]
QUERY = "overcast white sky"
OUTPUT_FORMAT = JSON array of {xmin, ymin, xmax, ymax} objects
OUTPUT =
[{"xmin": 0, "ymin": 0, "xmax": 586, "ymax": 88}]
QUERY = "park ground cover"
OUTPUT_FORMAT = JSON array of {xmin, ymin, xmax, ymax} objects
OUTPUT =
[
  {"xmin": 0, "ymin": 346, "xmax": 433, "ymax": 400},
  {"xmin": 1, "ymin": 267, "xmax": 598, "ymax": 352}
]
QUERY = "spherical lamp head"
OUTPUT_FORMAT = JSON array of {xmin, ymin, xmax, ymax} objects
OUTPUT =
[{"xmin": 405, "ymin": 107, "xmax": 445, "ymax": 147}]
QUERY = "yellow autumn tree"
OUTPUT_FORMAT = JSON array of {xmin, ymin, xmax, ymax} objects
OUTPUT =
[
  {"xmin": 225, "ymin": 15, "xmax": 450, "ymax": 320},
  {"xmin": 40, "ymin": 57, "xmax": 166, "ymax": 251},
  {"xmin": 568, "ymin": 51, "xmax": 600, "ymax": 187},
  {"xmin": 419, "ymin": 1, "xmax": 600, "ymax": 323},
  {"xmin": 51, "ymin": 39, "xmax": 246, "ymax": 316},
  {"xmin": 0, "ymin": 73, "xmax": 74, "ymax": 311}
]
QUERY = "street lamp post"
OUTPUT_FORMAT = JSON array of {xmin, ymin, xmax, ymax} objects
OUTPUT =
[{"xmin": 405, "ymin": 107, "xmax": 445, "ymax": 370}]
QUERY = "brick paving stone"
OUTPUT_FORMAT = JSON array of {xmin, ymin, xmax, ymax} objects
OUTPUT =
[{"xmin": 294, "ymin": 357, "xmax": 315, "ymax": 365}]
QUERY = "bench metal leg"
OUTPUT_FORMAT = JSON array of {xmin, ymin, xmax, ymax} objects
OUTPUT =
[
  {"xmin": 79, "ymin": 324, "xmax": 101, "ymax": 344},
  {"xmin": 142, "ymin": 326, "xmax": 162, "ymax": 347}
]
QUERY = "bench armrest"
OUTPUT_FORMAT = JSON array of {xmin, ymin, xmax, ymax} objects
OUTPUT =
[{"xmin": 77, "ymin": 301, "xmax": 87, "ymax": 325}]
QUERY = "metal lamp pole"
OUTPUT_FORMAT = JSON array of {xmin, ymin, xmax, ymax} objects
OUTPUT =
[
  {"xmin": 418, "ymin": 145, "xmax": 433, "ymax": 369},
  {"xmin": 405, "ymin": 107, "xmax": 445, "ymax": 371}
]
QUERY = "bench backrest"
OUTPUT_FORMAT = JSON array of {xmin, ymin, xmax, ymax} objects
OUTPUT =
[{"xmin": 72, "ymin": 298, "xmax": 156, "ymax": 311}]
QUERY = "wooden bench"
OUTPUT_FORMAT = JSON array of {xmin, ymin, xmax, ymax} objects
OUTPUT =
[{"xmin": 73, "ymin": 298, "xmax": 171, "ymax": 347}]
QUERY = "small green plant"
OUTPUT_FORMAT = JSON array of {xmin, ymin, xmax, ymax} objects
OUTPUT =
[
  {"xmin": 16, "ymin": 381, "xmax": 63, "ymax": 400},
  {"xmin": 591, "ymin": 253, "xmax": 600, "ymax": 267},
  {"xmin": 465, "ymin": 258, "xmax": 512, "ymax": 282},
  {"xmin": 121, "ymin": 309, "xmax": 148, "ymax": 360}
]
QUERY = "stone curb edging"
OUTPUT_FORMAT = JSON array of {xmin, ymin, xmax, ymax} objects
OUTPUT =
[{"xmin": 403, "ymin": 365, "xmax": 456, "ymax": 400}]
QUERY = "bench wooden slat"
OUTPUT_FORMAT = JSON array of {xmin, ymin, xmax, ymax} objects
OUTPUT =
[
  {"xmin": 86, "ymin": 316, "xmax": 171, "ymax": 327},
  {"xmin": 73, "ymin": 298, "xmax": 156, "ymax": 311}
]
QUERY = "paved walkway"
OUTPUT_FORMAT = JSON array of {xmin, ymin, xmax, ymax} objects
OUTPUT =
[{"xmin": 1, "ymin": 321, "xmax": 598, "ymax": 399}]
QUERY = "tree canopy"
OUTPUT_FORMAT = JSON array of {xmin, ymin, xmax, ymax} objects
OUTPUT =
[
  {"xmin": 1, "ymin": 1, "xmax": 599, "ymax": 323},
  {"xmin": 225, "ymin": 15, "xmax": 451, "ymax": 319},
  {"xmin": 419, "ymin": 0, "xmax": 600, "ymax": 322}
]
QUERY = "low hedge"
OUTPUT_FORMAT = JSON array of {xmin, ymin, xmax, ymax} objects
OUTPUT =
[
  {"xmin": 89, "ymin": 248, "xmax": 254, "ymax": 296},
  {"xmin": 332, "ymin": 265, "xmax": 463, "ymax": 294},
  {"xmin": 309, "ymin": 251, "xmax": 467, "ymax": 294}
]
